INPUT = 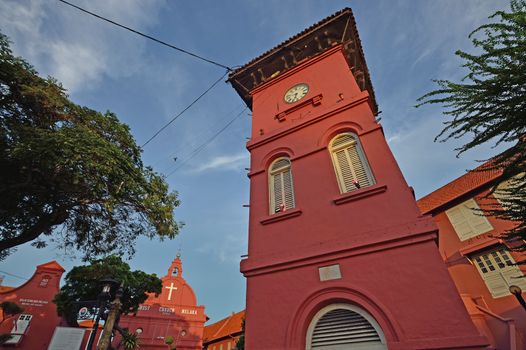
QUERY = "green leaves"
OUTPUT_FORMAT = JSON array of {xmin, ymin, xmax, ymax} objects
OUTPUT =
[
  {"xmin": 0, "ymin": 32, "xmax": 181, "ymax": 260},
  {"xmin": 0, "ymin": 301, "xmax": 24, "ymax": 322},
  {"xmin": 417, "ymin": 1, "xmax": 526, "ymax": 248},
  {"xmin": 53, "ymin": 255, "xmax": 162, "ymax": 324}
]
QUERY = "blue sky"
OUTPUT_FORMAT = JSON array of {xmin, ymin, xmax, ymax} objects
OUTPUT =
[{"xmin": 0, "ymin": 0, "xmax": 510, "ymax": 323}]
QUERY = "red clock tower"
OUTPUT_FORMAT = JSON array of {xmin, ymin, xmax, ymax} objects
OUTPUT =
[{"xmin": 228, "ymin": 8, "xmax": 488, "ymax": 350}]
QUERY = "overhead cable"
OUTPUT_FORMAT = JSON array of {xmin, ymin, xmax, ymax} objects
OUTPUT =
[
  {"xmin": 56, "ymin": 0, "xmax": 233, "ymax": 71},
  {"xmin": 166, "ymin": 107, "xmax": 248, "ymax": 177},
  {"xmin": 0, "ymin": 270, "xmax": 28, "ymax": 281},
  {"xmin": 141, "ymin": 71, "xmax": 228, "ymax": 148},
  {"xmin": 151, "ymin": 103, "xmax": 245, "ymax": 170}
]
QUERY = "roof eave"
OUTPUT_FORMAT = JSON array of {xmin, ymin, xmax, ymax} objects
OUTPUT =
[{"xmin": 228, "ymin": 8, "xmax": 377, "ymax": 114}]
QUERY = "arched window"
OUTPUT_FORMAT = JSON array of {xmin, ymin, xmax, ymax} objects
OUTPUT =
[
  {"xmin": 269, "ymin": 157, "xmax": 295, "ymax": 214},
  {"xmin": 306, "ymin": 304, "xmax": 387, "ymax": 350},
  {"xmin": 330, "ymin": 133, "xmax": 374, "ymax": 193}
]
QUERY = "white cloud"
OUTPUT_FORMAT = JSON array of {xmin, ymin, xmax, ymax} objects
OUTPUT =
[
  {"xmin": 0, "ymin": 0, "xmax": 167, "ymax": 94},
  {"xmin": 191, "ymin": 152, "xmax": 248, "ymax": 173}
]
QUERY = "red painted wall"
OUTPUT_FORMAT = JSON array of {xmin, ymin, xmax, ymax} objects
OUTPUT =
[
  {"xmin": 0, "ymin": 257, "xmax": 205, "ymax": 350},
  {"xmin": 0, "ymin": 261, "xmax": 64, "ymax": 349},
  {"xmin": 240, "ymin": 46, "xmax": 488, "ymax": 349},
  {"xmin": 111, "ymin": 256, "xmax": 206, "ymax": 350},
  {"xmin": 430, "ymin": 187, "xmax": 526, "ymax": 349}
]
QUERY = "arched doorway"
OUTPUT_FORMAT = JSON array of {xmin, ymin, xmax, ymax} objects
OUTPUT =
[{"xmin": 306, "ymin": 304, "xmax": 387, "ymax": 349}]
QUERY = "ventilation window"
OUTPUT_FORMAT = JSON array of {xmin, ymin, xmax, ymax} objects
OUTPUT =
[
  {"xmin": 269, "ymin": 157, "xmax": 295, "ymax": 214},
  {"xmin": 330, "ymin": 133, "xmax": 374, "ymax": 193},
  {"xmin": 306, "ymin": 304, "xmax": 386, "ymax": 350}
]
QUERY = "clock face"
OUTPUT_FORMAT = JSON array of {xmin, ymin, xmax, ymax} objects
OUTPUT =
[{"xmin": 284, "ymin": 83, "xmax": 309, "ymax": 103}]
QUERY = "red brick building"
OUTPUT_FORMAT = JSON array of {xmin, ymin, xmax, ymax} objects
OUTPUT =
[
  {"xmin": 418, "ymin": 164, "xmax": 526, "ymax": 349},
  {"xmin": 228, "ymin": 7, "xmax": 487, "ymax": 350},
  {"xmin": 203, "ymin": 310, "xmax": 244, "ymax": 350}
]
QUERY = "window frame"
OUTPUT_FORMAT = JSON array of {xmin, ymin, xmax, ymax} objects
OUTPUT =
[
  {"xmin": 445, "ymin": 198, "xmax": 493, "ymax": 241},
  {"xmin": 329, "ymin": 132, "xmax": 375, "ymax": 194},
  {"xmin": 268, "ymin": 157, "xmax": 296, "ymax": 215},
  {"xmin": 472, "ymin": 248, "xmax": 526, "ymax": 298},
  {"xmin": 305, "ymin": 303, "xmax": 387, "ymax": 350}
]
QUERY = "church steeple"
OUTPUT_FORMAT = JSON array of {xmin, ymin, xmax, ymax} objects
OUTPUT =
[{"xmin": 168, "ymin": 252, "xmax": 183, "ymax": 278}]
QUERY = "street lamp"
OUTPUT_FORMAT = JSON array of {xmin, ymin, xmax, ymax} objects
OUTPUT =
[
  {"xmin": 509, "ymin": 285, "xmax": 526, "ymax": 312},
  {"xmin": 97, "ymin": 283, "xmax": 124, "ymax": 350},
  {"xmin": 86, "ymin": 277, "xmax": 119, "ymax": 350}
]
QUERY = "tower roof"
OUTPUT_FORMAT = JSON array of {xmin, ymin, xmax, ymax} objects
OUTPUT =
[{"xmin": 228, "ymin": 8, "xmax": 377, "ymax": 113}]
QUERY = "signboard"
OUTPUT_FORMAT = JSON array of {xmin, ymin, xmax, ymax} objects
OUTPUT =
[
  {"xmin": 74, "ymin": 302, "xmax": 106, "ymax": 328},
  {"xmin": 47, "ymin": 327, "xmax": 86, "ymax": 350}
]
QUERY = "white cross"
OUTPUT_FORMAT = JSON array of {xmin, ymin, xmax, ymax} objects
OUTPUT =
[{"xmin": 165, "ymin": 282, "xmax": 178, "ymax": 301}]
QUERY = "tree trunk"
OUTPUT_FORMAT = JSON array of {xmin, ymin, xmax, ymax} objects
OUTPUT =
[{"xmin": 97, "ymin": 291, "xmax": 122, "ymax": 350}]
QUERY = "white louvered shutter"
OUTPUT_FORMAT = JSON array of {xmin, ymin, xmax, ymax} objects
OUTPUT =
[
  {"xmin": 473, "ymin": 249, "xmax": 526, "ymax": 298},
  {"xmin": 445, "ymin": 198, "xmax": 493, "ymax": 241},
  {"xmin": 493, "ymin": 173, "xmax": 525, "ymax": 206},
  {"xmin": 310, "ymin": 308, "xmax": 385, "ymax": 349},
  {"xmin": 269, "ymin": 158, "xmax": 295, "ymax": 214},
  {"xmin": 331, "ymin": 133, "xmax": 374, "ymax": 194},
  {"xmin": 283, "ymin": 168, "xmax": 295, "ymax": 209},
  {"xmin": 4, "ymin": 314, "xmax": 33, "ymax": 345}
]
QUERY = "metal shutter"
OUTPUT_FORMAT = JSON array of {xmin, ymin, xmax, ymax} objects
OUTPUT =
[{"xmin": 311, "ymin": 308, "xmax": 382, "ymax": 349}]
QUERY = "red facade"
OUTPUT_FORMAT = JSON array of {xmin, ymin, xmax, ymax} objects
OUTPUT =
[
  {"xmin": 118, "ymin": 255, "xmax": 206, "ymax": 349},
  {"xmin": 0, "ymin": 261, "xmax": 64, "ymax": 349},
  {"xmin": 0, "ymin": 256, "xmax": 205, "ymax": 350},
  {"xmin": 418, "ymin": 164, "xmax": 526, "ymax": 349},
  {"xmin": 229, "ymin": 8, "xmax": 488, "ymax": 350}
]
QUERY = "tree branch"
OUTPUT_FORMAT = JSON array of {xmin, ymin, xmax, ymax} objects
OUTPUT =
[{"xmin": 0, "ymin": 209, "xmax": 68, "ymax": 252}]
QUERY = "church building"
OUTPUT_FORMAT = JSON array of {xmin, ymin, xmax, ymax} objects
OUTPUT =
[
  {"xmin": 118, "ymin": 253, "xmax": 206, "ymax": 349},
  {"xmin": 0, "ymin": 255, "xmax": 205, "ymax": 350},
  {"xmin": 228, "ymin": 8, "xmax": 489, "ymax": 349}
]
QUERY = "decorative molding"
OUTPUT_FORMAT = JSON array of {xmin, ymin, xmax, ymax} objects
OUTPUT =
[
  {"xmin": 333, "ymin": 184, "xmax": 387, "ymax": 205},
  {"xmin": 247, "ymin": 92, "xmax": 370, "ymax": 151},
  {"xmin": 260, "ymin": 208, "xmax": 302, "ymax": 225},
  {"xmin": 459, "ymin": 238, "xmax": 500, "ymax": 256},
  {"xmin": 275, "ymin": 94, "xmax": 323, "ymax": 122}
]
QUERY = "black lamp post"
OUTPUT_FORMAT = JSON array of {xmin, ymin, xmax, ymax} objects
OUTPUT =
[
  {"xmin": 86, "ymin": 277, "xmax": 119, "ymax": 350},
  {"xmin": 509, "ymin": 285, "xmax": 526, "ymax": 312}
]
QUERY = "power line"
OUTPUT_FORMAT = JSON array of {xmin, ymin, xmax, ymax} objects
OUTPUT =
[
  {"xmin": 163, "ymin": 89, "xmax": 277, "ymax": 176},
  {"xmin": 0, "ymin": 270, "xmax": 28, "ymax": 281},
  {"xmin": 166, "ymin": 107, "xmax": 248, "ymax": 177},
  {"xmin": 152, "ymin": 103, "xmax": 245, "ymax": 171},
  {"xmin": 56, "ymin": 0, "xmax": 232, "ymax": 71},
  {"xmin": 141, "ymin": 71, "xmax": 228, "ymax": 148}
]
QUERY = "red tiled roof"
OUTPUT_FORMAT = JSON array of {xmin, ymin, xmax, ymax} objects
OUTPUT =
[
  {"xmin": 228, "ymin": 8, "xmax": 377, "ymax": 113},
  {"xmin": 417, "ymin": 162, "xmax": 502, "ymax": 214},
  {"xmin": 203, "ymin": 310, "xmax": 245, "ymax": 344},
  {"xmin": 0, "ymin": 286, "xmax": 14, "ymax": 293},
  {"xmin": 37, "ymin": 260, "xmax": 65, "ymax": 271}
]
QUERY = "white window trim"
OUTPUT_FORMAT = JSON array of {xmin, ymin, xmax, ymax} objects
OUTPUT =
[
  {"xmin": 472, "ymin": 248, "xmax": 526, "ymax": 298},
  {"xmin": 268, "ymin": 157, "xmax": 295, "ymax": 214},
  {"xmin": 329, "ymin": 133, "xmax": 375, "ymax": 194}
]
